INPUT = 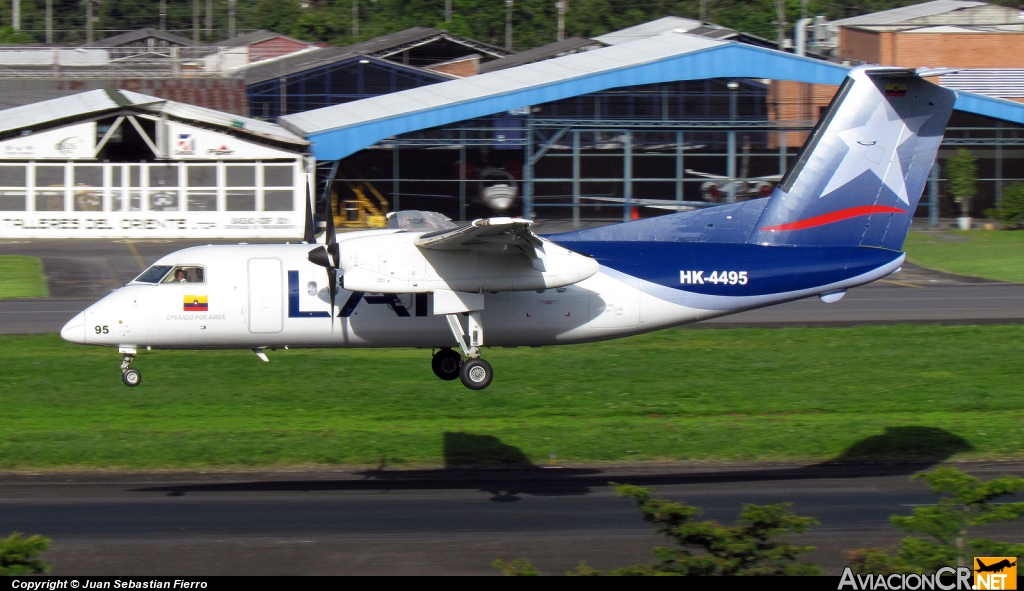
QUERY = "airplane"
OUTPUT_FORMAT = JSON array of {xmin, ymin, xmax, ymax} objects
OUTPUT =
[
  {"xmin": 689, "ymin": 136, "xmax": 781, "ymax": 201},
  {"xmin": 61, "ymin": 66, "xmax": 955, "ymax": 391},
  {"xmin": 976, "ymin": 558, "xmax": 1016, "ymax": 573},
  {"xmin": 688, "ymin": 169, "xmax": 780, "ymax": 201}
]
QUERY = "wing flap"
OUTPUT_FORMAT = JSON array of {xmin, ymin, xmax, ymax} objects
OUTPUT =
[{"xmin": 414, "ymin": 217, "xmax": 541, "ymax": 254}]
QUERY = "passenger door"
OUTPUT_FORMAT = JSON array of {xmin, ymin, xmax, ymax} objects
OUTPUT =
[{"xmin": 248, "ymin": 258, "xmax": 283, "ymax": 333}]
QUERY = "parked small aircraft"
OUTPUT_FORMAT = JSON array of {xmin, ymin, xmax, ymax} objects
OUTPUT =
[
  {"xmin": 690, "ymin": 136, "xmax": 781, "ymax": 201},
  {"xmin": 62, "ymin": 66, "xmax": 955, "ymax": 390}
]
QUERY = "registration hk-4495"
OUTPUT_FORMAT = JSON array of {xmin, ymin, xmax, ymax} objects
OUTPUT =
[{"xmin": 680, "ymin": 270, "xmax": 748, "ymax": 285}]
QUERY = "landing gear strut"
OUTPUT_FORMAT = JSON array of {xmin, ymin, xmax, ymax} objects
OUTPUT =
[
  {"xmin": 442, "ymin": 312, "xmax": 494, "ymax": 390},
  {"xmin": 120, "ymin": 346, "xmax": 141, "ymax": 387}
]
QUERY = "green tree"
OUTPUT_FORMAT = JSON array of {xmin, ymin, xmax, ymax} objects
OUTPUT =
[
  {"xmin": 0, "ymin": 26, "xmax": 36, "ymax": 44},
  {"xmin": 496, "ymin": 485, "xmax": 821, "ymax": 576},
  {"xmin": 849, "ymin": 467, "xmax": 1024, "ymax": 574},
  {"xmin": 0, "ymin": 532, "xmax": 51, "ymax": 575},
  {"xmin": 989, "ymin": 183, "xmax": 1024, "ymax": 229},
  {"xmin": 947, "ymin": 148, "xmax": 978, "ymax": 219}
]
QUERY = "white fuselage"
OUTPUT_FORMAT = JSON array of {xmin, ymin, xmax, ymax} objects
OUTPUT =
[
  {"xmin": 61, "ymin": 242, "xmax": 714, "ymax": 350},
  {"xmin": 61, "ymin": 234, "xmax": 905, "ymax": 351}
]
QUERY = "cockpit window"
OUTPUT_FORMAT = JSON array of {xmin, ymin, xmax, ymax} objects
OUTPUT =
[
  {"xmin": 133, "ymin": 265, "xmax": 173, "ymax": 284},
  {"xmin": 161, "ymin": 266, "xmax": 206, "ymax": 284}
]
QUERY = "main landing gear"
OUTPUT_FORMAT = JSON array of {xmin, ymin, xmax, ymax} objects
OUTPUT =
[
  {"xmin": 120, "ymin": 346, "xmax": 141, "ymax": 387},
  {"xmin": 434, "ymin": 312, "xmax": 494, "ymax": 390}
]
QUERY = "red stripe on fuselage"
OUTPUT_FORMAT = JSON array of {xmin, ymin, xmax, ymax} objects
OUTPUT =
[{"xmin": 759, "ymin": 205, "xmax": 907, "ymax": 232}]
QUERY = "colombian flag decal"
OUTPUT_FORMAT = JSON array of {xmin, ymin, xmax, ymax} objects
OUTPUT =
[
  {"xmin": 885, "ymin": 82, "xmax": 907, "ymax": 97},
  {"xmin": 184, "ymin": 295, "xmax": 208, "ymax": 312}
]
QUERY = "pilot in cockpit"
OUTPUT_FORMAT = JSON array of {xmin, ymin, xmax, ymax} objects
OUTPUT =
[{"xmin": 174, "ymin": 269, "xmax": 188, "ymax": 283}]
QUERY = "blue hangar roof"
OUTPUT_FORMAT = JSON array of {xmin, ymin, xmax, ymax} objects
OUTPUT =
[{"xmin": 278, "ymin": 31, "xmax": 1024, "ymax": 161}]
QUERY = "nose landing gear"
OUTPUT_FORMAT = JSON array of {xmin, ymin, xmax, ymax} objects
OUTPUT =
[
  {"xmin": 440, "ymin": 312, "xmax": 495, "ymax": 390},
  {"xmin": 120, "ymin": 346, "xmax": 141, "ymax": 387}
]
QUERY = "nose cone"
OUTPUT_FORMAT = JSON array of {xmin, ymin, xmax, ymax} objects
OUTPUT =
[{"xmin": 61, "ymin": 311, "xmax": 86, "ymax": 344}]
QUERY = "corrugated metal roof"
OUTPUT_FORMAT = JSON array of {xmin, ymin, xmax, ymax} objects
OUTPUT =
[
  {"xmin": 283, "ymin": 33, "xmax": 720, "ymax": 135},
  {"xmin": 282, "ymin": 33, "xmax": 851, "ymax": 160},
  {"xmin": 832, "ymin": 0, "xmax": 986, "ymax": 26},
  {"xmin": 120, "ymin": 91, "xmax": 307, "ymax": 144},
  {"xmin": 0, "ymin": 89, "xmax": 157, "ymax": 134},
  {"xmin": 90, "ymin": 28, "xmax": 197, "ymax": 48},
  {"xmin": 214, "ymin": 29, "xmax": 309, "ymax": 48},
  {"xmin": 479, "ymin": 38, "xmax": 600, "ymax": 73},
  {"xmin": 942, "ymin": 68, "xmax": 1024, "ymax": 97},
  {"xmin": 0, "ymin": 88, "xmax": 307, "ymax": 145},
  {"xmin": 593, "ymin": 16, "xmax": 704, "ymax": 45},
  {"xmin": 343, "ymin": 27, "xmax": 444, "ymax": 55},
  {"xmin": 242, "ymin": 46, "xmax": 452, "ymax": 85}
]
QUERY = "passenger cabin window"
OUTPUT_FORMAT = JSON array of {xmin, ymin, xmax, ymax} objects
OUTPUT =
[
  {"xmin": 161, "ymin": 266, "xmax": 206, "ymax": 284},
  {"xmin": 133, "ymin": 265, "xmax": 173, "ymax": 284}
]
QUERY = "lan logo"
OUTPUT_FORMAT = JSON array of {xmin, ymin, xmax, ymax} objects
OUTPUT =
[
  {"xmin": 184, "ymin": 295, "xmax": 208, "ymax": 312},
  {"xmin": 975, "ymin": 557, "xmax": 1017, "ymax": 590}
]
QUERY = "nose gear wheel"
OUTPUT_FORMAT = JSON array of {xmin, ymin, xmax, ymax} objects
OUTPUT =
[{"xmin": 459, "ymin": 358, "xmax": 493, "ymax": 390}]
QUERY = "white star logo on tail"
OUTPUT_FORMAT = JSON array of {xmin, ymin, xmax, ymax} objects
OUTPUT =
[{"xmin": 819, "ymin": 103, "xmax": 930, "ymax": 205}]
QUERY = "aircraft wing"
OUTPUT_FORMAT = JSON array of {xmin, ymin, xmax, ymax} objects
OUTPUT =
[
  {"xmin": 414, "ymin": 217, "xmax": 542, "ymax": 255},
  {"xmin": 684, "ymin": 169, "xmax": 783, "ymax": 182},
  {"xmin": 578, "ymin": 196, "xmax": 701, "ymax": 211}
]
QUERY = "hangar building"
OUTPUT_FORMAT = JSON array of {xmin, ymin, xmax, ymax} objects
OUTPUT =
[
  {"xmin": 279, "ymin": 19, "xmax": 1024, "ymax": 226},
  {"xmin": 0, "ymin": 89, "xmax": 311, "ymax": 239}
]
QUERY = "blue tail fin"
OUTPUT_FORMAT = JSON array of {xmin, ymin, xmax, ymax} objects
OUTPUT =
[{"xmin": 749, "ymin": 66, "xmax": 955, "ymax": 250}]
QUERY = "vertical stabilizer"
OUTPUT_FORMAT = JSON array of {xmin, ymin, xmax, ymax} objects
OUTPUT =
[{"xmin": 749, "ymin": 66, "xmax": 955, "ymax": 250}]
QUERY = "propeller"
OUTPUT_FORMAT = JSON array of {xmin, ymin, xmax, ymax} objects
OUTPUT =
[
  {"xmin": 302, "ymin": 183, "xmax": 315, "ymax": 244},
  {"xmin": 307, "ymin": 191, "xmax": 341, "ymax": 328}
]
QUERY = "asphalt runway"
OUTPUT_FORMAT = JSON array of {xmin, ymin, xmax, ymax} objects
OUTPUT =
[
  {"xmin": 2, "ymin": 462, "xmax": 1021, "ymax": 575},
  {"xmin": 1, "ymin": 239, "xmax": 1022, "ymax": 334}
]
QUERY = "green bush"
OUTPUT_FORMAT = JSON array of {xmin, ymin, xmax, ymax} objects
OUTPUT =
[
  {"xmin": 0, "ymin": 532, "xmax": 51, "ymax": 575},
  {"xmin": 992, "ymin": 184, "xmax": 1024, "ymax": 229},
  {"xmin": 496, "ymin": 485, "xmax": 821, "ymax": 576},
  {"xmin": 848, "ymin": 468, "xmax": 1024, "ymax": 573}
]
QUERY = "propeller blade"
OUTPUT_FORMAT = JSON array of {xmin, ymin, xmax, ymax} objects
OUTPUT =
[
  {"xmin": 328, "ymin": 267, "xmax": 338, "ymax": 331},
  {"xmin": 325, "ymin": 188, "xmax": 337, "ymax": 247},
  {"xmin": 322, "ymin": 188, "xmax": 339, "ymax": 331},
  {"xmin": 302, "ymin": 185, "xmax": 315, "ymax": 244}
]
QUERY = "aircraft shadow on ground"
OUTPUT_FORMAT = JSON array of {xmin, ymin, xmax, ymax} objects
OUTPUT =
[{"xmin": 135, "ymin": 427, "xmax": 972, "ymax": 501}]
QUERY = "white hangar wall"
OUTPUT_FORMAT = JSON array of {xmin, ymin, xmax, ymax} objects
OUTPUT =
[{"xmin": 0, "ymin": 90, "xmax": 313, "ymax": 239}]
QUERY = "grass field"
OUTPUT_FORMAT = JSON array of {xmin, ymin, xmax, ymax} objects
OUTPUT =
[
  {"xmin": 0, "ymin": 256, "xmax": 48, "ymax": 299},
  {"xmin": 904, "ymin": 230, "xmax": 1024, "ymax": 284},
  {"xmin": 1, "ymin": 326, "xmax": 1021, "ymax": 469}
]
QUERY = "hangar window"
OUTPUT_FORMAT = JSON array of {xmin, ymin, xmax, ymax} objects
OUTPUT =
[
  {"xmin": 264, "ymin": 190, "xmax": 292, "ymax": 211},
  {"xmin": 187, "ymin": 165, "xmax": 217, "ymax": 211},
  {"xmin": 34, "ymin": 166, "xmax": 65, "ymax": 211},
  {"xmin": 263, "ymin": 165, "xmax": 292, "ymax": 187},
  {"xmin": 0, "ymin": 165, "xmax": 26, "ymax": 211},
  {"xmin": 110, "ymin": 167, "xmax": 124, "ymax": 211},
  {"xmin": 148, "ymin": 165, "xmax": 180, "ymax": 211},
  {"xmin": 263, "ymin": 165, "xmax": 294, "ymax": 212},
  {"xmin": 73, "ymin": 166, "xmax": 103, "ymax": 212},
  {"xmin": 226, "ymin": 165, "xmax": 256, "ymax": 211},
  {"xmin": 128, "ymin": 165, "xmax": 143, "ymax": 211}
]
